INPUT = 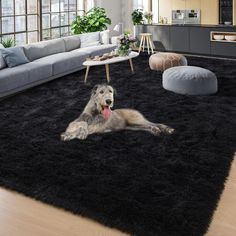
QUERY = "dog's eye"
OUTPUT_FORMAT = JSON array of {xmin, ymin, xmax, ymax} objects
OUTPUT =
[
  {"xmin": 109, "ymin": 90, "xmax": 112, "ymax": 93},
  {"xmin": 100, "ymin": 90, "xmax": 104, "ymax": 94}
]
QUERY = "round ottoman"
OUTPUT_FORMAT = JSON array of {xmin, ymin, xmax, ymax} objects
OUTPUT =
[
  {"xmin": 149, "ymin": 52, "xmax": 187, "ymax": 72},
  {"xmin": 163, "ymin": 66, "xmax": 218, "ymax": 95}
]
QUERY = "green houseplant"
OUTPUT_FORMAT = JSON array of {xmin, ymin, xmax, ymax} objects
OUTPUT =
[
  {"xmin": 131, "ymin": 9, "xmax": 144, "ymax": 25},
  {"xmin": 71, "ymin": 7, "xmax": 111, "ymax": 34},
  {"xmin": 1, "ymin": 37, "xmax": 16, "ymax": 48}
]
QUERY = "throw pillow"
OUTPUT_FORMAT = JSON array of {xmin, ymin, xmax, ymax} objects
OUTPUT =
[
  {"xmin": 100, "ymin": 30, "xmax": 110, "ymax": 45},
  {"xmin": 0, "ymin": 47, "xmax": 29, "ymax": 68},
  {"xmin": 80, "ymin": 32, "xmax": 101, "ymax": 48},
  {"xmin": 0, "ymin": 43, "xmax": 6, "ymax": 70}
]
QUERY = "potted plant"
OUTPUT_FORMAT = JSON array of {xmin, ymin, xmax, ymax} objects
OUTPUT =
[
  {"xmin": 117, "ymin": 33, "xmax": 136, "ymax": 56},
  {"xmin": 1, "ymin": 37, "xmax": 16, "ymax": 48},
  {"xmin": 71, "ymin": 7, "xmax": 111, "ymax": 34},
  {"xmin": 131, "ymin": 9, "xmax": 144, "ymax": 38},
  {"xmin": 144, "ymin": 12, "xmax": 153, "ymax": 24}
]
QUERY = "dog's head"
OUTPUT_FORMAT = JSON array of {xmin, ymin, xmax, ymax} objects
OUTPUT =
[{"xmin": 91, "ymin": 84, "xmax": 116, "ymax": 119}]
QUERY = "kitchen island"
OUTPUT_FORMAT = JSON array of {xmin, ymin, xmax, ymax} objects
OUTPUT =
[{"xmin": 136, "ymin": 24, "xmax": 236, "ymax": 58}]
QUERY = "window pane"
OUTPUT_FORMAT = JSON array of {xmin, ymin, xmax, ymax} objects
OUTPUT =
[
  {"xmin": 60, "ymin": 26, "xmax": 69, "ymax": 37},
  {"xmin": 60, "ymin": 12, "xmax": 68, "ymax": 26},
  {"xmin": 52, "ymin": 14, "xmax": 60, "ymax": 27},
  {"xmin": 28, "ymin": 0, "xmax": 37, "ymax": 14},
  {"xmin": 15, "ymin": 0, "xmax": 26, "ymax": 15},
  {"xmin": 51, "ymin": 0, "xmax": 60, "ymax": 12},
  {"xmin": 69, "ymin": 12, "xmax": 76, "ymax": 24},
  {"xmin": 15, "ymin": 33, "xmax": 26, "ymax": 45},
  {"xmin": 42, "ymin": 14, "xmax": 51, "ymax": 29},
  {"xmin": 61, "ymin": 0, "xmax": 69, "ymax": 11},
  {"xmin": 2, "ymin": 0, "xmax": 14, "ymax": 16},
  {"xmin": 52, "ymin": 28, "xmax": 60, "ymax": 39},
  {"xmin": 28, "ymin": 31, "xmax": 38, "ymax": 43},
  {"xmin": 15, "ymin": 16, "xmax": 26, "ymax": 32},
  {"xmin": 69, "ymin": 0, "xmax": 76, "ymax": 11},
  {"xmin": 43, "ymin": 29, "xmax": 51, "ymax": 40},
  {"xmin": 42, "ymin": 0, "xmax": 50, "ymax": 13},
  {"xmin": 28, "ymin": 15, "xmax": 38, "ymax": 31},
  {"xmin": 2, "ymin": 17, "xmax": 14, "ymax": 33}
]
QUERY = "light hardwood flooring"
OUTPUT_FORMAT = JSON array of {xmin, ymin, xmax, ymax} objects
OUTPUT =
[{"xmin": 0, "ymin": 153, "xmax": 235, "ymax": 236}]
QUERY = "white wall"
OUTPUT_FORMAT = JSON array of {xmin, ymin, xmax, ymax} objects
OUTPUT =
[
  {"xmin": 95, "ymin": 0, "xmax": 122, "ymax": 30},
  {"xmin": 95, "ymin": 0, "xmax": 134, "ymax": 33}
]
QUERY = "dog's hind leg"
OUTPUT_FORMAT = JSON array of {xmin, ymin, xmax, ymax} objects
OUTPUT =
[{"xmin": 115, "ymin": 109, "xmax": 174, "ymax": 135}]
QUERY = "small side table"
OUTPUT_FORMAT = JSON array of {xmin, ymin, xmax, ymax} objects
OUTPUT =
[{"xmin": 138, "ymin": 33, "xmax": 154, "ymax": 54}]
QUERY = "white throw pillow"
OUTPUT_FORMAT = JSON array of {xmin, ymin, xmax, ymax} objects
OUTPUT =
[
  {"xmin": 80, "ymin": 32, "xmax": 101, "ymax": 48},
  {"xmin": 100, "ymin": 30, "xmax": 110, "ymax": 45},
  {"xmin": 0, "ymin": 43, "xmax": 6, "ymax": 70}
]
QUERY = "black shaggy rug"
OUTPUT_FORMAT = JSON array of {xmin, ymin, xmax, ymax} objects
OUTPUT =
[{"xmin": 0, "ymin": 54, "xmax": 236, "ymax": 236}]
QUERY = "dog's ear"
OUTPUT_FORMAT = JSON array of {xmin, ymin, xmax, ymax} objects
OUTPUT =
[{"xmin": 91, "ymin": 84, "xmax": 99, "ymax": 96}]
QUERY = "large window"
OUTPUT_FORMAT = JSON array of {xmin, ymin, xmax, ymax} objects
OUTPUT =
[
  {"xmin": 0, "ymin": 0, "xmax": 39, "ymax": 45},
  {"xmin": 0, "ymin": 0, "xmax": 94, "ymax": 44}
]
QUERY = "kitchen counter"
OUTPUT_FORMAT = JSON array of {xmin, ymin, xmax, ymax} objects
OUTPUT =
[
  {"xmin": 140, "ymin": 23, "xmax": 236, "ymax": 28},
  {"xmin": 136, "ymin": 24, "xmax": 236, "ymax": 58}
]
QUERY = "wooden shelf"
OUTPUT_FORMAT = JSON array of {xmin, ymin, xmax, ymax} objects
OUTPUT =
[{"xmin": 210, "ymin": 31, "xmax": 236, "ymax": 43}]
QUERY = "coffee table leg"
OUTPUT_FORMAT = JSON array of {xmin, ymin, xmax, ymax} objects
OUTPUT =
[
  {"xmin": 129, "ymin": 59, "xmax": 134, "ymax": 73},
  {"xmin": 84, "ymin": 66, "xmax": 90, "ymax": 83},
  {"xmin": 105, "ymin": 64, "xmax": 110, "ymax": 83}
]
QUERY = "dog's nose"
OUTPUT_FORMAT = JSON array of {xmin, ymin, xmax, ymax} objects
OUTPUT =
[{"xmin": 106, "ymin": 99, "xmax": 112, "ymax": 105}]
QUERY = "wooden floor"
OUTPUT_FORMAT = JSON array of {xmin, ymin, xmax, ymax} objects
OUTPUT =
[{"xmin": 0, "ymin": 154, "xmax": 235, "ymax": 236}]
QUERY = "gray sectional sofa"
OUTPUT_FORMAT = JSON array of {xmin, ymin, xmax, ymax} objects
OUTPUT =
[{"xmin": 0, "ymin": 31, "xmax": 116, "ymax": 99}]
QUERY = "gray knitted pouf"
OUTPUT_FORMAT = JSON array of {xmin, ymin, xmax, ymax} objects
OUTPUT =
[{"xmin": 162, "ymin": 66, "xmax": 218, "ymax": 95}]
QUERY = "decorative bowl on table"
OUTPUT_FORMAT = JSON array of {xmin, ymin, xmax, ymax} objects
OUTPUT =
[
  {"xmin": 213, "ymin": 35, "xmax": 225, "ymax": 40},
  {"xmin": 225, "ymin": 35, "xmax": 236, "ymax": 41}
]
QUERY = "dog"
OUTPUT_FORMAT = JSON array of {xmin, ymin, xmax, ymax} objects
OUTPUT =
[{"xmin": 61, "ymin": 84, "xmax": 174, "ymax": 141}]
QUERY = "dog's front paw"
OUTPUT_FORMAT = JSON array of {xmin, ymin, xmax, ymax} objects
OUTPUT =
[
  {"xmin": 77, "ymin": 127, "xmax": 88, "ymax": 140},
  {"xmin": 61, "ymin": 132, "xmax": 76, "ymax": 141}
]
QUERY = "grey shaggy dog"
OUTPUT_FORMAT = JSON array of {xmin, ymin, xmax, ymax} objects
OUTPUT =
[{"xmin": 61, "ymin": 84, "xmax": 174, "ymax": 141}]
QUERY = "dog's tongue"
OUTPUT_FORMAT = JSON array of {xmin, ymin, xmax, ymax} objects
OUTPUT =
[{"xmin": 102, "ymin": 107, "xmax": 112, "ymax": 120}]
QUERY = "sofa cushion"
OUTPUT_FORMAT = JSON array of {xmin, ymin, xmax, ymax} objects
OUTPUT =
[
  {"xmin": 23, "ymin": 38, "xmax": 66, "ymax": 61},
  {"xmin": 0, "ymin": 66, "xmax": 29, "ymax": 93},
  {"xmin": 100, "ymin": 30, "xmax": 110, "ymax": 45},
  {"xmin": 0, "ymin": 62, "xmax": 52, "ymax": 93},
  {"xmin": 63, "ymin": 35, "xmax": 81, "ymax": 51},
  {"xmin": 0, "ymin": 47, "xmax": 29, "ymax": 68},
  {"xmin": 75, "ymin": 44, "xmax": 116, "ymax": 58},
  {"xmin": 80, "ymin": 32, "xmax": 101, "ymax": 48},
  {"xmin": 0, "ymin": 52, "xmax": 6, "ymax": 70},
  {"xmin": 34, "ymin": 51, "xmax": 90, "ymax": 75}
]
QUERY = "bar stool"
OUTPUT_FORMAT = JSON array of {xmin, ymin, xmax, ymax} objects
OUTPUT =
[{"xmin": 138, "ymin": 33, "xmax": 154, "ymax": 54}]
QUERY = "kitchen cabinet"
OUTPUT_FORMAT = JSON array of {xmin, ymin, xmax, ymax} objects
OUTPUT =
[
  {"xmin": 211, "ymin": 42, "xmax": 236, "ymax": 57},
  {"xmin": 169, "ymin": 26, "xmax": 190, "ymax": 52},
  {"xmin": 189, "ymin": 27, "xmax": 211, "ymax": 54}
]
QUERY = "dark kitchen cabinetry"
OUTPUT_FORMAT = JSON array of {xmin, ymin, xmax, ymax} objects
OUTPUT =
[
  {"xmin": 136, "ymin": 24, "xmax": 236, "ymax": 58},
  {"xmin": 189, "ymin": 27, "xmax": 211, "ymax": 54},
  {"xmin": 169, "ymin": 26, "xmax": 189, "ymax": 52},
  {"xmin": 211, "ymin": 42, "xmax": 236, "ymax": 57},
  {"xmin": 219, "ymin": 0, "xmax": 233, "ymax": 24}
]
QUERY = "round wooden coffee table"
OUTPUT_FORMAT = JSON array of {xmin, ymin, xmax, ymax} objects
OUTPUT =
[{"xmin": 82, "ymin": 51, "xmax": 139, "ymax": 83}]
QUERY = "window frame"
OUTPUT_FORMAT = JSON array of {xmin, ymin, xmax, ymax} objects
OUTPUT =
[{"xmin": 0, "ymin": 0, "xmax": 93, "ymax": 44}]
